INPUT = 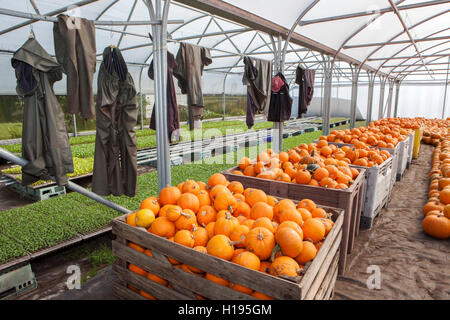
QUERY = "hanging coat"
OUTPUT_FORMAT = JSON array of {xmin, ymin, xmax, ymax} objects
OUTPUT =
[
  {"xmin": 53, "ymin": 14, "xmax": 96, "ymax": 119},
  {"xmin": 267, "ymin": 73, "xmax": 293, "ymax": 122},
  {"xmin": 295, "ymin": 66, "xmax": 315, "ymax": 118},
  {"xmin": 173, "ymin": 42, "xmax": 212, "ymax": 122},
  {"xmin": 11, "ymin": 38, "xmax": 74, "ymax": 186},
  {"xmin": 149, "ymin": 52, "xmax": 180, "ymax": 143},
  {"xmin": 243, "ymin": 56, "xmax": 272, "ymax": 128},
  {"xmin": 92, "ymin": 47, "xmax": 138, "ymax": 197}
]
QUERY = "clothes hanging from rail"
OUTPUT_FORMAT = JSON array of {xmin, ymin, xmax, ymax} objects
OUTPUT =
[
  {"xmin": 92, "ymin": 46, "xmax": 138, "ymax": 197},
  {"xmin": 11, "ymin": 38, "xmax": 74, "ymax": 186},
  {"xmin": 149, "ymin": 51, "xmax": 180, "ymax": 143},
  {"xmin": 295, "ymin": 65, "xmax": 315, "ymax": 118},
  {"xmin": 53, "ymin": 14, "xmax": 96, "ymax": 119},
  {"xmin": 173, "ymin": 42, "xmax": 212, "ymax": 130},
  {"xmin": 242, "ymin": 56, "xmax": 272, "ymax": 129},
  {"xmin": 267, "ymin": 72, "xmax": 293, "ymax": 122}
]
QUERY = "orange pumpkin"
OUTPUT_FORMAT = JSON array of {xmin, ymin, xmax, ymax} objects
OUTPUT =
[
  {"xmin": 149, "ymin": 217, "xmax": 175, "ymax": 238},
  {"xmin": 182, "ymin": 180, "xmax": 201, "ymax": 195},
  {"xmin": 140, "ymin": 196, "xmax": 160, "ymax": 215},
  {"xmin": 159, "ymin": 186, "xmax": 181, "ymax": 206},
  {"xmin": 302, "ymin": 216, "xmax": 326, "ymax": 243},
  {"xmin": 250, "ymin": 202, "xmax": 274, "ymax": 220},
  {"xmin": 270, "ymin": 256, "xmax": 302, "ymax": 277},
  {"xmin": 206, "ymin": 235, "xmax": 235, "ymax": 260},
  {"xmin": 275, "ymin": 227, "xmax": 304, "ymax": 258},
  {"xmin": 295, "ymin": 241, "xmax": 317, "ymax": 264},
  {"xmin": 246, "ymin": 227, "xmax": 275, "ymax": 260},
  {"xmin": 174, "ymin": 230, "xmax": 195, "ymax": 248},
  {"xmin": 177, "ymin": 193, "xmax": 200, "ymax": 213}
]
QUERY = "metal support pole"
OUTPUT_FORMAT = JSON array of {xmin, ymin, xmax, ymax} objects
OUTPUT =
[
  {"xmin": 145, "ymin": 0, "xmax": 171, "ymax": 191},
  {"xmin": 378, "ymin": 75, "xmax": 387, "ymax": 119},
  {"xmin": 0, "ymin": 147, "xmax": 131, "ymax": 214},
  {"xmin": 393, "ymin": 80, "xmax": 401, "ymax": 118},
  {"xmin": 349, "ymin": 64, "xmax": 359, "ymax": 129},
  {"xmin": 442, "ymin": 56, "xmax": 450, "ymax": 119},
  {"xmin": 139, "ymin": 66, "xmax": 144, "ymax": 130},
  {"xmin": 73, "ymin": 114, "xmax": 78, "ymax": 137},
  {"xmin": 271, "ymin": 35, "xmax": 283, "ymax": 153},
  {"xmin": 322, "ymin": 56, "xmax": 333, "ymax": 136},
  {"xmin": 222, "ymin": 74, "xmax": 227, "ymax": 120},
  {"xmin": 387, "ymin": 79, "xmax": 394, "ymax": 118},
  {"xmin": 366, "ymin": 71, "xmax": 375, "ymax": 125}
]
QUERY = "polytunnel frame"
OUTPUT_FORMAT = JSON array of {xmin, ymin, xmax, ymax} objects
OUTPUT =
[{"xmin": 0, "ymin": 0, "xmax": 448, "ymax": 195}]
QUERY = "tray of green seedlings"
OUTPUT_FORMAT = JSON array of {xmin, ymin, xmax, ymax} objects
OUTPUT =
[
  {"xmin": 1, "ymin": 143, "xmax": 21, "ymax": 154},
  {"xmin": 0, "ymin": 206, "xmax": 81, "ymax": 255},
  {"xmin": 29, "ymin": 194, "xmax": 116, "ymax": 235},
  {"xmin": 68, "ymin": 134, "xmax": 96, "ymax": 146},
  {"xmin": 0, "ymin": 233, "xmax": 30, "ymax": 265},
  {"xmin": 71, "ymin": 143, "xmax": 96, "ymax": 158},
  {"xmin": 1, "ymin": 157, "xmax": 94, "ymax": 187}
]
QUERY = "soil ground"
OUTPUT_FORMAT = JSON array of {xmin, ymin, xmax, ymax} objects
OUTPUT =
[{"xmin": 11, "ymin": 143, "xmax": 450, "ymax": 300}]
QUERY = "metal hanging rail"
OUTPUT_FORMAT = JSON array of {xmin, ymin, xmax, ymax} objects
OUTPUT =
[{"xmin": 0, "ymin": 7, "xmax": 183, "ymax": 25}]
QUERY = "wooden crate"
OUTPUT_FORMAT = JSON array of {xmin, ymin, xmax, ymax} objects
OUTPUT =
[
  {"xmin": 222, "ymin": 167, "xmax": 365, "ymax": 276},
  {"xmin": 111, "ymin": 206, "xmax": 344, "ymax": 300}
]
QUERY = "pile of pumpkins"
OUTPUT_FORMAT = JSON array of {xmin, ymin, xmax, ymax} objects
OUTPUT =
[
  {"xmin": 423, "ymin": 131, "xmax": 450, "ymax": 240},
  {"xmin": 125, "ymin": 173, "xmax": 336, "ymax": 300},
  {"xmin": 322, "ymin": 125, "xmax": 410, "ymax": 148},
  {"xmin": 233, "ymin": 147, "xmax": 360, "ymax": 189},
  {"xmin": 421, "ymin": 119, "xmax": 449, "ymax": 146}
]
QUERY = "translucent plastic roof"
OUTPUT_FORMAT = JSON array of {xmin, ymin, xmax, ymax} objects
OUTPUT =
[{"xmin": 0, "ymin": 0, "xmax": 448, "ymax": 95}]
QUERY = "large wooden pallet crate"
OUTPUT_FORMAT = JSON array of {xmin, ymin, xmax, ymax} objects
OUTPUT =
[
  {"xmin": 111, "ymin": 206, "xmax": 343, "ymax": 300},
  {"xmin": 222, "ymin": 168, "xmax": 364, "ymax": 276}
]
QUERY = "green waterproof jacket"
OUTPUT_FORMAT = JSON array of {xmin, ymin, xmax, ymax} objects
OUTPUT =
[{"xmin": 11, "ymin": 38, "xmax": 74, "ymax": 186}]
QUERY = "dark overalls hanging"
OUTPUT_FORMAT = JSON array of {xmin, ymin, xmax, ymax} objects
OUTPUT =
[{"xmin": 92, "ymin": 47, "xmax": 138, "ymax": 197}]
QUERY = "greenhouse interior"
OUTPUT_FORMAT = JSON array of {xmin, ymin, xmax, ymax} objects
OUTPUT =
[{"xmin": 0, "ymin": 0, "xmax": 449, "ymax": 304}]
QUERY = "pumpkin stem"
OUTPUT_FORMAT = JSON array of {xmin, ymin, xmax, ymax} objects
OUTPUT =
[
  {"xmin": 257, "ymin": 232, "xmax": 265, "ymax": 241},
  {"xmin": 270, "ymin": 244, "xmax": 281, "ymax": 262},
  {"xmin": 180, "ymin": 211, "xmax": 191, "ymax": 218},
  {"xmin": 229, "ymin": 240, "xmax": 243, "ymax": 246}
]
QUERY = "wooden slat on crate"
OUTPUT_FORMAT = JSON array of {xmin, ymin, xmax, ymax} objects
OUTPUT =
[
  {"xmin": 112, "ymin": 241, "xmax": 257, "ymax": 300},
  {"xmin": 113, "ymin": 281, "xmax": 146, "ymax": 300},
  {"xmin": 113, "ymin": 264, "xmax": 192, "ymax": 300},
  {"xmin": 304, "ymin": 232, "xmax": 341, "ymax": 300},
  {"xmin": 315, "ymin": 257, "xmax": 339, "ymax": 300},
  {"xmin": 112, "ymin": 219, "xmax": 303, "ymax": 299},
  {"xmin": 149, "ymin": 248, "xmax": 199, "ymax": 299},
  {"xmin": 298, "ymin": 213, "xmax": 343, "ymax": 298}
]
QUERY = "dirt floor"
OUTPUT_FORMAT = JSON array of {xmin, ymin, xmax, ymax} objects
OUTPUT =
[
  {"xmin": 9, "ymin": 143, "xmax": 450, "ymax": 300},
  {"xmin": 334, "ymin": 144, "xmax": 450, "ymax": 300}
]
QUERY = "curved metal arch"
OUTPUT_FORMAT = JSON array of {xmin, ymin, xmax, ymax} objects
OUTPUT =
[
  {"xmin": 357, "ymin": 10, "xmax": 449, "ymax": 76},
  {"xmin": 169, "ymin": 13, "xmax": 209, "ymax": 35},
  {"xmin": 393, "ymin": 47, "xmax": 450, "ymax": 80},
  {"xmin": 280, "ymin": 0, "xmax": 320, "ymax": 71},
  {"xmin": 397, "ymin": 55, "xmax": 449, "ymax": 82},
  {"xmin": 375, "ymin": 25, "xmax": 450, "ymax": 75},
  {"xmin": 95, "ymin": 0, "xmax": 120, "ymax": 20},
  {"xmin": 386, "ymin": 38, "xmax": 450, "ymax": 79},
  {"xmin": 332, "ymin": 0, "xmax": 406, "ymax": 75}
]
